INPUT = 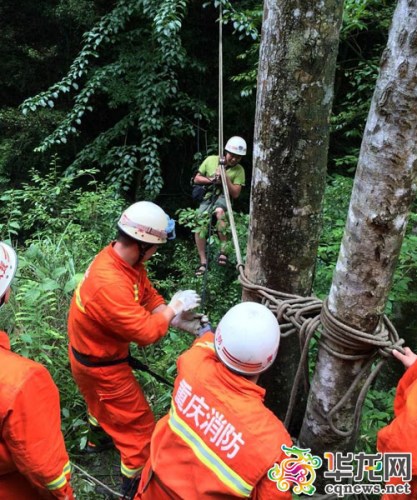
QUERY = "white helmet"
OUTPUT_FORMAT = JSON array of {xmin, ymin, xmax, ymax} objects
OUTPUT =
[
  {"xmin": 118, "ymin": 201, "xmax": 175, "ymax": 244},
  {"xmin": 225, "ymin": 136, "xmax": 247, "ymax": 156},
  {"xmin": 215, "ymin": 302, "xmax": 280, "ymax": 375},
  {"xmin": 0, "ymin": 242, "xmax": 17, "ymax": 302}
]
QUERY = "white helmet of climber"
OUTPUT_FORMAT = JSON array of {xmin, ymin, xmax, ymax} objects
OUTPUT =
[
  {"xmin": 215, "ymin": 301, "xmax": 280, "ymax": 375},
  {"xmin": 0, "ymin": 242, "xmax": 17, "ymax": 303},
  {"xmin": 225, "ymin": 136, "xmax": 247, "ymax": 156},
  {"xmin": 118, "ymin": 201, "xmax": 175, "ymax": 245}
]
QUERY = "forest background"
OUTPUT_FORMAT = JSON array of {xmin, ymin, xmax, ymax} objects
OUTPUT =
[{"xmin": 0, "ymin": 0, "xmax": 416, "ymax": 496}]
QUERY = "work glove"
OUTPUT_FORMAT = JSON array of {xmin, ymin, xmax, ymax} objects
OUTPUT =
[
  {"xmin": 168, "ymin": 290, "xmax": 201, "ymax": 315},
  {"xmin": 171, "ymin": 311, "xmax": 211, "ymax": 336}
]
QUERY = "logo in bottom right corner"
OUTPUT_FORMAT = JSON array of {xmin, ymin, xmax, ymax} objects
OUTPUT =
[
  {"xmin": 268, "ymin": 446, "xmax": 413, "ymax": 497},
  {"xmin": 268, "ymin": 444, "xmax": 322, "ymax": 495}
]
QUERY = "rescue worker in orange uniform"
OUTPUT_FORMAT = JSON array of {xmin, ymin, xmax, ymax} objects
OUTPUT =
[
  {"xmin": 67, "ymin": 201, "xmax": 201, "ymax": 497},
  {"xmin": 377, "ymin": 346, "xmax": 417, "ymax": 499},
  {"xmin": 0, "ymin": 242, "xmax": 74, "ymax": 499},
  {"xmin": 136, "ymin": 301, "xmax": 293, "ymax": 499}
]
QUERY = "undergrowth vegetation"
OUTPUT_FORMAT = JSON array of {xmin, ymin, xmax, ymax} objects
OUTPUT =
[
  {"xmin": 0, "ymin": 163, "xmax": 414, "ymax": 496},
  {"xmin": 0, "ymin": 0, "xmax": 409, "ymax": 497}
]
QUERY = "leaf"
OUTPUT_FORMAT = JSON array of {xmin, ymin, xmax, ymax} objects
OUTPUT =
[{"xmin": 20, "ymin": 333, "xmax": 33, "ymax": 344}]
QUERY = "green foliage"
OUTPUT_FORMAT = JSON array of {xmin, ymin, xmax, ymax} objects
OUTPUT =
[
  {"xmin": 20, "ymin": 0, "xmax": 212, "ymax": 196},
  {"xmin": 0, "ymin": 158, "xmax": 133, "ymax": 496},
  {"xmin": 313, "ymin": 175, "xmax": 353, "ymax": 298},
  {"xmin": 356, "ymin": 387, "xmax": 395, "ymax": 454},
  {"xmin": 176, "ymin": 206, "xmax": 249, "ymax": 267},
  {"xmin": 0, "ymin": 158, "xmax": 250, "ymax": 495},
  {"xmin": 224, "ymin": 2, "xmax": 262, "ymax": 97},
  {"xmin": 331, "ymin": 0, "xmax": 396, "ymax": 173},
  {"xmin": 0, "ymin": 155, "xmax": 123, "ymax": 252},
  {"xmin": 6, "ymin": 238, "xmax": 86, "ymax": 447},
  {"xmin": 211, "ymin": 0, "xmax": 260, "ymax": 41},
  {"xmin": 341, "ymin": 0, "xmax": 395, "ymax": 39},
  {"xmin": 0, "ymin": 108, "xmax": 65, "ymax": 190},
  {"xmin": 177, "ymin": 206, "xmax": 212, "ymax": 239},
  {"xmin": 314, "ymin": 174, "xmax": 417, "ymax": 313},
  {"xmin": 5, "ymin": 236, "xmax": 111, "ymax": 498}
]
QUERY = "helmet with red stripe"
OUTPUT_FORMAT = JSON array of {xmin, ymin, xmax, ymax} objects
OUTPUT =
[
  {"xmin": 118, "ymin": 201, "xmax": 175, "ymax": 244},
  {"xmin": 214, "ymin": 302, "xmax": 280, "ymax": 375},
  {"xmin": 0, "ymin": 242, "xmax": 17, "ymax": 304}
]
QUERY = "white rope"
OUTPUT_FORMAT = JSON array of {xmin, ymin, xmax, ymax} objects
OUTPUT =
[
  {"xmin": 72, "ymin": 461, "xmax": 124, "ymax": 498},
  {"xmin": 217, "ymin": 4, "xmax": 243, "ymax": 266},
  {"xmin": 218, "ymin": 5, "xmax": 224, "ymax": 157}
]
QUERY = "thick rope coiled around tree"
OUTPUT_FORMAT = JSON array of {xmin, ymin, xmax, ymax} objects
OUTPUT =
[{"xmin": 238, "ymin": 266, "xmax": 404, "ymax": 438}]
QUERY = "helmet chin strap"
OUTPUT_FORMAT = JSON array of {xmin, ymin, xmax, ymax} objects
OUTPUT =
[{"xmin": 136, "ymin": 241, "xmax": 154, "ymax": 264}]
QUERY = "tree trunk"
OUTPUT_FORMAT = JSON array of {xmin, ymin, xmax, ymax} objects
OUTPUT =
[
  {"xmin": 243, "ymin": 0, "xmax": 344, "ymax": 432},
  {"xmin": 299, "ymin": 0, "xmax": 417, "ymax": 486}
]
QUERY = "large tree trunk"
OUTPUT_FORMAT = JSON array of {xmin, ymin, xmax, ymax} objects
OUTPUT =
[
  {"xmin": 299, "ymin": 0, "xmax": 417, "ymax": 487},
  {"xmin": 243, "ymin": 0, "xmax": 344, "ymax": 432}
]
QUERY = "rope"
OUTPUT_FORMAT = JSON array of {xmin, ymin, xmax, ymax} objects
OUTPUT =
[
  {"xmin": 237, "ymin": 267, "xmax": 405, "ymax": 438},
  {"xmin": 199, "ymin": 3, "xmax": 236, "ymax": 309},
  {"xmin": 218, "ymin": 5, "xmax": 224, "ymax": 158},
  {"xmin": 216, "ymin": 4, "xmax": 244, "ymax": 263},
  {"xmin": 200, "ymin": 191, "xmax": 218, "ymax": 311},
  {"xmin": 216, "ymin": 159, "xmax": 403, "ymax": 438},
  {"xmin": 72, "ymin": 461, "xmax": 124, "ymax": 498},
  {"xmin": 319, "ymin": 300, "xmax": 404, "ymax": 437},
  {"xmin": 211, "ymin": 0, "xmax": 402, "ymax": 443}
]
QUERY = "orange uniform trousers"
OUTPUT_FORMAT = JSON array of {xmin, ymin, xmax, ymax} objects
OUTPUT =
[{"xmin": 69, "ymin": 348, "xmax": 155, "ymax": 477}]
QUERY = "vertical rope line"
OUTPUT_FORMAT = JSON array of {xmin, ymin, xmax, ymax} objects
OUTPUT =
[
  {"xmin": 218, "ymin": 5, "xmax": 224, "ymax": 156},
  {"xmin": 217, "ymin": 4, "xmax": 243, "ymax": 266}
]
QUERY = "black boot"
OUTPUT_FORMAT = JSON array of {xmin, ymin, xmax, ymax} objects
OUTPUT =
[
  {"xmin": 121, "ymin": 475, "xmax": 140, "ymax": 499},
  {"xmin": 84, "ymin": 422, "xmax": 114, "ymax": 453}
]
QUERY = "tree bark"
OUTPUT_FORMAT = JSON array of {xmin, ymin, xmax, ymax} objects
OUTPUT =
[
  {"xmin": 243, "ymin": 0, "xmax": 344, "ymax": 432},
  {"xmin": 299, "ymin": 0, "xmax": 417, "ymax": 485}
]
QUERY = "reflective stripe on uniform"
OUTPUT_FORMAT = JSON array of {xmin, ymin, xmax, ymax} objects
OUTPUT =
[
  {"xmin": 88, "ymin": 413, "xmax": 100, "ymax": 427},
  {"xmin": 168, "ymin": 405, "xmax": 252, "ymax": 498},
  {"xmin": 46, "ymin": 461, "xmax": 71, "ymax": 490},
  {"xmin": 46, "ymin": 471, "xmax": 67, "ymax": 490},
  {"xmin": 133, "ymin": 284, "xmax": 139, "ymax": 302},
  {"xmin": 121, "ymin": 461, "xmax": 143, "ymax": 479},
  {"xmin": 75, "ymin": 282, "xmax": 86, "ymax": 313},
  {"xmin": 63, "ymin": 461, "xmax": 71, "ymax": 476},
  {"xmin": 196, "ymin": 341, "xmax": 215, "ymax": 353}
]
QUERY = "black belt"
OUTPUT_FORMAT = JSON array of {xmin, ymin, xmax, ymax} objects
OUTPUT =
[
  {"xmin": 71, "ymin": 346, "xmax": 130, "ymax": 367},
  {"xmin": 71, "ymin": 345, "xmax": 173, "ymax": 387}
]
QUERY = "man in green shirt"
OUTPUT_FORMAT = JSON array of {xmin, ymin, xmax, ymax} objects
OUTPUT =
[{"xmin": 193, "ymin": 136, "xmax": 246, "ymax": 276}]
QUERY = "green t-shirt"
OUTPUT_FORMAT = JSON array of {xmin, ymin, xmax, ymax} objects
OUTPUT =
[{"xmin": 198, "ymin": 155, "xmax": 245, "ymax": 186}]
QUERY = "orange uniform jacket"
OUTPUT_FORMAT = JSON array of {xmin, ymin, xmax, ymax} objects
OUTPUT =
[
  {"xmin": 68, "ymin": 243, "xmax": 169, "ymax": 360},
  {"xmin": 0, "ymin": 331, "xmax": 73, "ymax": 499},
  {"xmin": 377, "ymin": 360, "xmax": 417, "ymax": 499},
  {"xmin": 137, "ymin": 332, "xmax": 293, "ymax": 499},
  {"xmin": 68, "ymin": 243, "xmax": 169, "ymax": 477}
]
